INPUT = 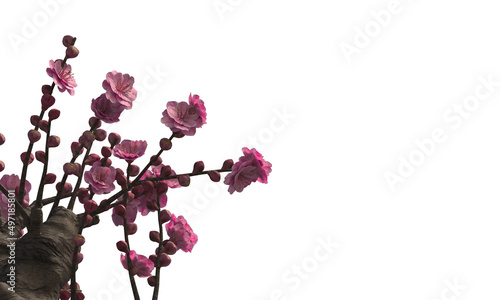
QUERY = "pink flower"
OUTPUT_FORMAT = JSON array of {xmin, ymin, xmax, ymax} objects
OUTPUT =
[
  {"xmin": 133, "ymin": 190, "xmax": 167, "ymax": 217},
  {"xmin": 165, "ymin": 214, "xmax": 198, "ymax": 252},
  {"xmin": 46, "ymin": 59, "xmax": 77, "ymax": 95},
  {"xmin": 143, "ymin": 164, "xmax": 181, "ymax": 189},
  {"xmin": 0, "ymin": 175, "xmax": 31, "ymax": 221},
  {"xmin": 112, "ymin": 140, "xmax": 147, "ymax": 163},
  {"xmin": 84, "ymin": 162, "xmax": 116, "ymax": 194},
  {"xmin": 59, "ymin": 282, "xmax": 84, "ymax": 300},
  {"xmin": 120, "ymin": 250, "xmax": 154, "ymax": 278},
  {"xmin": 91, "ymin": 93, "xmax": 126, "ymax": 123},
  {"xmin": 161, "ymin": 94, "xmax": 207, "ymax": 136},
  {"xmin": 102, "ymin": 71, "xmax": 137, "ymax": 109},
  {"xmin": 224, "ymin": 148, "xmax": 272, "ymax": 194}
]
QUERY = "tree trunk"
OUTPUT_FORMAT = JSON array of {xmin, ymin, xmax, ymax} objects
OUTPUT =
[{"xmin": 0, "ymin": 207, "xmax": 79, "ymax": 300}]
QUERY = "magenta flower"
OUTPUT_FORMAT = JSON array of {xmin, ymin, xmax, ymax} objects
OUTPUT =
[
  {"xmin": 91, "ymin": 93, "xmax": 126, "ymax": 123},
  {"xmin": 120, "ymin": 250, "xmax": 154, "ymax": 278},
  {"xmin": 112, "ymin": 140, "xmax": 147, "ymax": 163},
  {"xmin": 102, "ymin": 71, "xmax": 137, "ymax": 109},
  {"xmin": 46, "ymin": 59, "xmax": 77, "ymax": 95},
  {"xmin": 84, "ymin": 162, "xmax": 116, "ymax": 194},
  {"xmin": 165, "ymin": 214, "xmax": 198, "ymax": 252},
  {"xmin": 224, "ymin": 148, "xmax": 272, "ymax": 194},
  {"xmin": 0, "ymin": 174, "xmax": 31, "ymax": 221},
  {"xmin": 161, "ymin": 94, "xmax": 207, "ymax": 136}
]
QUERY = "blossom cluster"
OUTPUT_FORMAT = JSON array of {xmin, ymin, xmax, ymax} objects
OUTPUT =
[{"xmin": 0, "ymin": 35, "xmax": 272, "ymax": 300}]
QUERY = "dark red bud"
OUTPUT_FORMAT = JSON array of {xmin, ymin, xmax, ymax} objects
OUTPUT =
[
  {"xmin": 66, "ymin": 46, "xmax": 79, "ymax": 58},
  {"xmin": 44, "ymin": 173, "xmax": 56, "ymax": 184},
  {"xmin": 48, "ymin": 135, "xmax": 60, "ymax": 147},
  {"xmin": 35, "ymin": 151, "xmax": 46, "ymax": 163},
  {"xmin": 159, "ymin": 210, "xmax": 171, "ymax": 224},
  {"xmin": 150, "ymin": 155, "xmax": 162, "ymax": 166},
  {"xmin": 159, "ymin": 138, "xmax": 172, "ymax": 151},
  {"xmin": 84, "ymin": 200, "xmax": 98, "ymax": 212},
  {"xmin": 149, "ymin": 231, "xmax": 161, "ymax": 243},
  {"xmin": 116, "ymin": 240, "xmax": 129, "ymax": 253},
  {"xmin": 20, "ymin": 152, "xmax": 34, "ymax": 164},
  {"xmin": 101, "ymin": 146, "xmax": 112, "ymax": 158},
  {"xmin": 28, "ymin": 130, "xmax": 41, "ymax": 143},
  {"xmin": 30, "ymin": 115, "xmax": 40, "ymax": 126},
  {"xmin": 128, "ymin": 164, "xmax": 140, "ymax": 177},
  {"xmin": 208, "ymin": 171, "xmax": 221, "ymax": 182},
  {"xmin": 41, "ymin": 94, "xmax": 55, "ymax": 110},
  {"xmin": 163, "ymin": 240, "xmax": 177, "ymax": 255},
  {"xmin": 89, "ymin": 117, "xmax": 101, "ymax": 129},
  {"xmin": 108, "ymin": 133, "xmax": 121, "ymax": 147},
  {"xmin": 48, "ymin": 109, "xmax": 60, "ymax": 120},
  {"xmin": 62, "ymin": 35, "xmax": 74, "ymax": 47},
  {"xmin": 127, "ymin": 223, "xmax": 137, "ymax": 235},
  {"xmin": 178, "ymin": 175, "xmax": 190, "ymax": 187},
  {"xmin": 160, "ymin": 165, "xmax": 172, "ymax": 177},
  {"xmin": 41, "ymin": 84, "xmax": 52, "ymax": 94},
  {"xmin": 222, "ymin": 159, "xmax": 234, "ymax": 171},
  {"xmin": 192, "ymin": 161, "xmax": 205, "ymax": 174},
  {"xmin": 94, "ymin": 129, "xmax": 107, "ymax": 141}
]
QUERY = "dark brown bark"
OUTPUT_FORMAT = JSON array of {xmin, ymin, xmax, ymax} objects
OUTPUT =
[{"xmin": 0, "ymin": 207, "xmax": 79, "ymax": 300}]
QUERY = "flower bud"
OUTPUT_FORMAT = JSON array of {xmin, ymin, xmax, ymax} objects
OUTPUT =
[
  {"xmin": 70, "ymin": 252, "xmax": 84, "ymax": 264},
  {"xmin": 28, "ymin": 130, "xmax": 41, "ymax": 143},
  {"xmin": 108, "ymin": 132, "xmax": 121, "ymax": 148},
  {"xmin": 101, "ymin": 157, "xmax": 112, "ymax": 167},
  {"xmin": 156, "ymin": 181, "xmax": 168, "ymax": 194},
  {"xmin": 116, "ymin": 240, "xmax": 129, "ymax": 253},
  {"xmin": 149, "ymin": 231, "xmax": 161, "ymax": 243},
  {"xmin": 62, "ymin": 35, "xmax": 74, "ymax": 47},
  {"xmin": 160, "ymin": 165, "xmax": 172, "ymax": 177},
  {"xmin": 159, "ymin": 138, "xmax": 172, "ymax": 151},
  {"xmin": 48, "ymin": 109, "xmax": 60, "ymax": 120},
  {"xmin": 207, "ymin": 171, "xmax": 221, "ymax": 182},
  {"xmin": 63, "ymin": 163, "xmax": 79, "ymax": 175},
  {"xmin": 56, "ymin": 182, "xmax": 72, "ymax": 196},
  {"xmin": 0, "ymin": 161, "xmax": 4, "ymax": 172},
  {"xmin": 147, "ymin": 276, "xmax": 156, "ymax": 287},
  {"xmin": 84, "ymin": 200, "xmax": 98, "ymax": 213},
  {"xmin": 41, "ymin": 84, "xmax": 52, "ymax": 94},
  {"xmin": 77, "ymin": 188, "xmax": 89, "ymax": 203},
  {"xmin": 158, "ymin": 253, "xmax": 171, "ymax": 267},
  {"xmin": 82, "ymin": 214, "xmax": 93, "ymax": 227},
  {"xmin": 41, "ymin": 94, "xmax": 55, "ymax": 110},
  {"xmin": 79, "ymin": 131, "xmax": 95, "ymax": 148},
  {"xmin": 192, "ymin": 161, "xmax": 204, "ymax": 174},
  {"xmin": 34, "ymin": 151, "xmax": 45, "ymax": 164},
  {"xmin": 66, "ymin": 46, "xmax": 79, "ymax": 58},
  {"xmin": 127, "ymin": 223, "xmax": 137, "ymax": 235},
  {"xmin": 89, "ymin": 117, "xmax": 101, "ymax": 128},
  {"xmin": 222, "ymin": 159, "xmax": 234, "ymax": 171},
  {"xmin": 178, "ymin": 175, "xmax": 190, "ymax": 187},
  {"xmin": 146, "ymin": 199, "xmax": 159, "ymax": 212},
  {"xmin": 99, "ymin": 199, "xmax": 111, "ymax": 211},
  {"xmin": 150, "ymin": 155, "xmax": 162, "ymax": 166},
  {"xmin": 115, "ymin": 172, "xmax": 127, "ymax": 187},
  {"xmin": 131, "ymin": 185, "xmax": 144, "ymax": 197},
  {"xmin": 71, "ymin": 142, "xmax": 84, "ymax": 156},
  {"xmin": 128, "ymin": 164, "xmax": 140, "ymax": 177},
  {"xmin": 114, "ymin": 205, "xmax": 126, "ymax": 218},
  {"xmin": 163, "ymin": 240, "xmax": 177, "ymax": 255},
  {"xmin": 48, "ymin": 135, "xmax": 60, "ymax": 148},
  {"xmin": 94, "ymin": 129, "xmax": 107, "ymax": 141},
  {"xmin": 30, "ymin": 115, "xmax": 39, "ymax": 126},
  {"xmin": 149, "ymin": 254, "xmax": 157, "ymax": 264},
  {"xmin": 72, "ymin": 234, "xmax": 85, "ymax": 247},
  {"xmin": 0, "ymin": 133, "xmax": 4, "ymax": 146},
  {"xmin": 141, "ymin": 181, "xmax": 154, "ymax": 193},
  {"xmin": 39, "ymin": 120, "xmax": 49, "ymax": 133},
  {"xmin": 20, "ymin": 152, "xmax": 34, "ymax": 164},
  {"xmin": 101, "ymin": 146, "xmax": 112, "ymax": 158},
  {"xmin": 44, "ymin": 173, "xmax": 56, "ymax": 184},
  {"xmin": 84, "ymin": 154, "xmax": 100, "ymax": 165},
  {"xmin": 159, "ymin": 210, "xmax": 171, "ymax": 224}
]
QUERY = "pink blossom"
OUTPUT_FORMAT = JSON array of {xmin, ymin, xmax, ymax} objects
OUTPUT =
[
  {"xmin": 120, "ymin": 250, "xmax": 154, "ymax": 278},
  {"xmin": 0, "ymin": 175, "xmax": 31, "ymax": 221},
  {"xmin": 102, "ymin": 71, "xmax": 137, "ymax": 109},
  {"xmin": 133, "ymin": 190, "xmax": 167, "ymax": 217},
  {"xmin": 224, "ymin": 148, "xmax": 272, "ymax": 194},
  {"xmin": 91, "ymin": 93, "xmax": 126, "ymax": 123},
  {"xmin": 46, "ymin": 59, "xmax": 77, "ymax": 95},
  {"xmin": 161, "ymin": 94, "xmax": 207, "ymax": 136},
  {"xmin": 112, "ymin": 140, "xmax": 147, "ymax": 163},
  {"xmin": 165, "ymin": 214, "xmax": 198, "ymax": 252},
  {"xmin": 84, "ymin": 162, "xmax": 116, "ymax": 194},
  {"xmin": 143, "ymin": 164, "xmax": 181, "ymax": 189}
]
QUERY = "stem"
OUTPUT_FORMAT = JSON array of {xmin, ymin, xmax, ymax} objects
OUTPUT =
[
  {"xmin": 152, "ymin": 192, "xmax": 164, "ymax": 300},
  {"xmin": 67, "ymin": 140, "xmax": 94, "ymax": 210},
  {"xmin": 34, "ymin": 119, "xmax": 53, "ymax": 208},
  {"xmin": 123, "ymin": 164, "xmax": 141, "ymax": 300}
]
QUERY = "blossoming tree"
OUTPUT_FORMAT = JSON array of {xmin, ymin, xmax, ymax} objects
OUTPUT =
[{"xmin": 0, "ymin": 36, "xmax": 272, "ymax": 300}]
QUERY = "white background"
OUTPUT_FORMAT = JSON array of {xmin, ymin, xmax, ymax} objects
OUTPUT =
[{"xmin": 1, "ymin": 0, "xmax": 500, "ymax": 299}]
